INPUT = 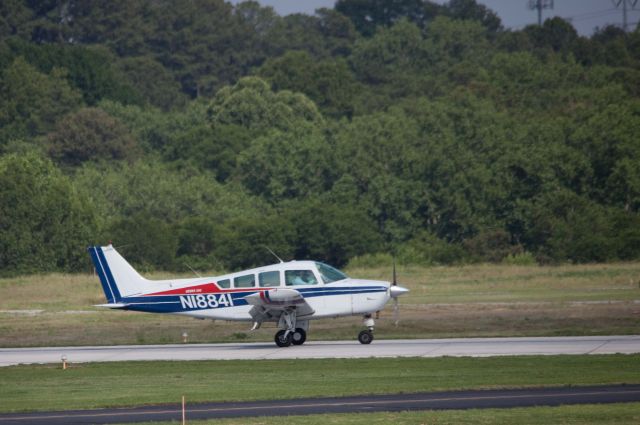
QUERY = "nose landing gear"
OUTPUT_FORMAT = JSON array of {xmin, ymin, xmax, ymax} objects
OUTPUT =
[
  {"xmin": 358, "ymin": 314, "xmax": 375, "ymax": 344},
  {"xmin": 358, "ymin": 329, "xmax": 374, "ymax": 344}
]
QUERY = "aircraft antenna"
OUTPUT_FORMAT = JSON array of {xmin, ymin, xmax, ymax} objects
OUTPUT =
[
  {"xmin": 184, "ymin": 263, "xmax": 202, "ymax": 278},
  {"xmin": 264, "ymin": 246, "xmax": 284, "ymax": 263}
]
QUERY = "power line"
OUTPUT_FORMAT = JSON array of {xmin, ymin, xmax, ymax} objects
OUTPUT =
[
  {"xmin": 563, "ymin": 8, "xmax": 618, "ymax": 22},
  {"xmin": 506, "ymin": 8, "xmax": 628, "ymax": 31}
]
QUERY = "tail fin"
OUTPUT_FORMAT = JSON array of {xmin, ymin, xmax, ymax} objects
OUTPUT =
[{"xmin": 88, "ymin": 245, "xmax": 151, "ymax": 302}]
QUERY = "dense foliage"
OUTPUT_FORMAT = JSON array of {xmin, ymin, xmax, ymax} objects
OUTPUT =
[{"xmin": 1, "ymin": 0, "xmax": 639, "ymax": 275}]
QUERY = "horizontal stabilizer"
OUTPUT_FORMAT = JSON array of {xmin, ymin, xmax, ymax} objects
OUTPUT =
[{"xmin": 94, "ymin": 303, "xmax": 129, "ymax": 309}]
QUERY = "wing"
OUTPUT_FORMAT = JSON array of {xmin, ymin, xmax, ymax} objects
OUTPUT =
[{"xmin": 244, "ymin": 288, "xmax": 315, "ymax": 325}]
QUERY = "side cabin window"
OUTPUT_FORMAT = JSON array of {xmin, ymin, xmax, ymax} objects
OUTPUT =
[
  {"xmin": 285, "ymin": 270, "xmax": 318, "ymax": 286},
  {"xmin": 259, "ymin": 271, "xmax": 281, "ymax": 287},
  {"xmin": 234, "ymin": 274, "xmax": 255, "ymax": 288},
  {"xmin": 217, "ymin": 279, "xmax": 230, "ymax": 289}
]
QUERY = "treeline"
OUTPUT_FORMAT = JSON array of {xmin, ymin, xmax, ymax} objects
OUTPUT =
[{"xmin": 1, "ymin": 0, "xmax": 639, "ymax": 275}]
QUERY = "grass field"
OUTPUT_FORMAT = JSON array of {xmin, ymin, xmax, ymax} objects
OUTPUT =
[
  {"xmin": 119, "ymin": 403, "xmax": 640, "ymax": 425},
  {"xmin": 1, "ymin": 262, "xmax": 639, "ymax": 347},
  {"xmin": 0, "ymin": 355, "xmax": 638, "ymax": 413}
]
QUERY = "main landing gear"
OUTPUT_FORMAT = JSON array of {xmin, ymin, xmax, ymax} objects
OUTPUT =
[
  {"xmin": 274, "ymin": 328, "xmax": 307, "ymax": 347},
  {"xmin": 358, "ymin": 314, "xmax": 375, "ymax": 344},
  {"xmin": 274, "ymin": 310, "xmax": 308, "ymax": 347}
]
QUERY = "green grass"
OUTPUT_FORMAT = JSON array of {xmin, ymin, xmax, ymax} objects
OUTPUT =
[
  {"xmin": 122, "ymin": 403, "xmax": 640, "ymax": 425},
  {"xmin": 0, "ymin": 355, "xmax": 639, "ymax": 413},
  {"xmin": 1, "ymin": 262, "xmax": 639, "ymax": 347}
]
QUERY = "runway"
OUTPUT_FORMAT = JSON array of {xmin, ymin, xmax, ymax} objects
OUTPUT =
[
  {"xmin": 0, "ymin": 385, "xmax": 639, "ymax": 424},
  {"xmin": 1, "ymin": 335, "xmax": 639, "ymax": 366}
]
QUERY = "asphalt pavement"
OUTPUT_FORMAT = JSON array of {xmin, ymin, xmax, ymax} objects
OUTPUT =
[{"xmin": 0, "ymin": 385, "xmax": 639, "ymax": 424}]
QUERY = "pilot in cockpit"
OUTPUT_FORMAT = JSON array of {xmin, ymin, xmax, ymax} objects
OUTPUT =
[{"xmin": 287, "ymin": 270, "xmax": 317, "ymax": 286}]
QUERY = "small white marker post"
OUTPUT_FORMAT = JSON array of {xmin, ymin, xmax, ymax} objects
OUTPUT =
[
  {"xmin": 61, "ymin": 355, "xmax": 67, "ymax": 370},
  {"xmin": 182, "ymin": 395, "xmax": 186, "ymax": 425}
]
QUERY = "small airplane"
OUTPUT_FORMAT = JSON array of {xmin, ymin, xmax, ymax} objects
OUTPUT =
[{"xmin": 88, "ymin": 244, "xmax": 409, "ymax": 347}]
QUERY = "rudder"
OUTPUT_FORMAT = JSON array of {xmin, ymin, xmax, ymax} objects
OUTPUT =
[{"xmin": 88, "ymin": 245, "xmax": 122, "ymax": 303}]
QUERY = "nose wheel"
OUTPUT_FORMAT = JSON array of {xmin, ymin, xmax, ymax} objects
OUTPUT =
[
  {"xmin": 358, "ymin": 330, "xmax": 374, "ymax": 344},
  {"xmin": 358, "ymin": 314, "xmax": 375, "ymax": 344}
]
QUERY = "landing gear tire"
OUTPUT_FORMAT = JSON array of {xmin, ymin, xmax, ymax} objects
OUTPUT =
[
  {"xmin": 275, "ymin": 330, "xmax": 292, "ymax": 347},
  {"xmin": 291, "ymin": 328, "xmax": 307, "ymax": 346},
  {"xmin": 358, "ymin": 330, "xmax": 374, "ymax": 344}
]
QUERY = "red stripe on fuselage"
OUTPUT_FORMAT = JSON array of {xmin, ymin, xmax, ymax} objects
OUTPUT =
[{"xmin": 144, "ymin": 283, "xmax": 268, "ymax": 296}]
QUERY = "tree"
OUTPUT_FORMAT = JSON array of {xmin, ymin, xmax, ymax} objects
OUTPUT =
[
  {"xmin": 523, "ymin": 189, "xmax": 616, "ymax": 263},
  {"xmin": 212, "ymin": 215, "xmax": 296, "ymax": 270},
  {"xmin": 65, "ymin": 0, "xmax": 153, "ymax": 56},
  {"xmin": 351, "ymin": 19, "xmax": 427, "ymax": 85},
  {"xmin": 0, "ymin": 152, "xmax": 96, "ymax": 275},
  {"xmin": 236, "ymin": 124, "xmax": 335, "ymax": 202},
  {"xmin": 0, "ymin": 57, "xmax": 82, "ymax": 145},
  {"xmin": 117, "ymin": 55, "xmax": 187, "ymax": 110},
  {"xmin": 569, "ymin": 101, "xmax": 640, "ymax": 206},
  {"xmin": 285, "ymin": 201, "xmax": 383, "ymax": 267},
  {"xmin": 73, "ymin": 160, "xmax": 269, "ymax": 230},
  {"xmin": 47, "ymin": 107, "xmax": 139, "ymax": 166},
  {"xmin": 445, "ymin": 0, "xmax": 502, "ymax": 33},
  {"xmin": 1, "ymin": 38, "xmax": 143, "ymax": 106},
  {"xmin": 0, "ymin": 0, "xmax": 33, "ymax": 39},
  {"xmin": 265, "ymin": 8, "xmax": 358, "ymax": 57},
  {"xmin": 108, "ymin": 212, "xmax": 178, "ymax": 270},
  {"xmin": 335, "ymin": 0, "xmax": 442, "ymax": 36},
  {"xmin": 258, "ymin": 51, "xmax": 359, "ymax": 118},
  {"xmin": 149, "ymin": 0, "xmax": 258, "ymax": 97},
  {"xmin": 332, "ymin": 109, "xmax": 428, "ymax": 241},
  {"xmin": 208, "ymin": 77, "xmax": 323, "ymax": 132}
]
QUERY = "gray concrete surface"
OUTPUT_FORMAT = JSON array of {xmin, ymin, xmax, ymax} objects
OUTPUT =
[{"xmin": 1, "ymin": 335, "xmax": 639, "ymax": 366}]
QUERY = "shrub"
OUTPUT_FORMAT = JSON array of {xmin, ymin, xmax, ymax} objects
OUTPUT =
[{"xmin": 502, "ymin": 251, "xmax": 537, "ymax": 266}]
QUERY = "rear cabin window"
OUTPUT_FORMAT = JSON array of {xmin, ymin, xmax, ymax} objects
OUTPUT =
[
  {"xmin": 217, "ymin": 279, "xmax": 230, "ymax": 289},
  {"xmin": 234, "ymin": 274, "xmax": 255, "ymax": 288},
  {"xmin": 259, "ymin": 271, "xmax": 280, "ymax": 287},
  {"xmin": 285, "ymin": 270, "xmax": 318, "ymax": 286}
]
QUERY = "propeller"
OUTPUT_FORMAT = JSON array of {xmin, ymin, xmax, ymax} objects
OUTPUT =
[
  {"xmin": 392, "ymin": 260, "xmax": 399, "ymax": 326},
  {"xmin": 389, "ymin": 259, "xmax": 409, "ymax": 326}
]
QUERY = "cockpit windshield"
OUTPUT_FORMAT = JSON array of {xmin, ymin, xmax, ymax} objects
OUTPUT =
[{"xmin": 315, "ymin": 262, "xmax": 348, "ymax": 283}]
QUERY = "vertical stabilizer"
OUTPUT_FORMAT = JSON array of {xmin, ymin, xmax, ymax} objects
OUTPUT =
[{"xmin": 88, "ymin": 245, "xmax": 154, "ymax": 301}]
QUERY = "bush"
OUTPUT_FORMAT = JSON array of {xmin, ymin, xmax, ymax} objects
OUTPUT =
[
  {"xmin": 398, "ymin": 231, "xmax": 467, "ymax": 265},
  {"xmin": 107, "ymin": 212, "xmax": 178, "ymax": 271},
  {"xmin": 502, "ymin": 251, "xmax": 537, "ymax": 266},
  {"xmin": 347, "ymin": 253, "xmax": 394, "ymax": 268},
  {"xmin": 464, "ymin": 229, "xmax": 519, "ymax": 263}
]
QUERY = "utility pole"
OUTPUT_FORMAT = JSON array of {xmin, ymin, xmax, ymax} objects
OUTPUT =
[
  {"xmin": 613, "ymin": 0, "xmax": 639, "ymax": 32},
  {"xmin": 528, "ymin": 0, "xmax": 554, "ymax": 26}
]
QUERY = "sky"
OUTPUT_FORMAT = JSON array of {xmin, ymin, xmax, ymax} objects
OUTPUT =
[{"xmin": 229, "ymin": 0, "xmax": 640, "ymax": 36}]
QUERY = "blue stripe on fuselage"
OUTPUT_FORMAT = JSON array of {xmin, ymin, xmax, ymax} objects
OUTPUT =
[{"xmin": 116, "ymin": 286, "xmax": 387, "ymax": 314}]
